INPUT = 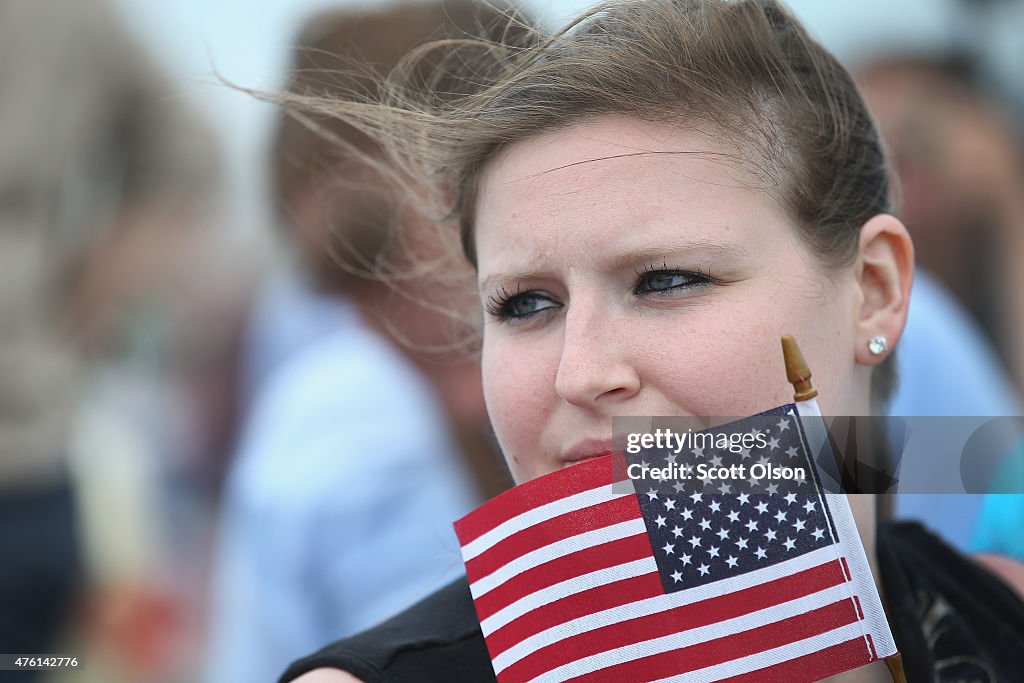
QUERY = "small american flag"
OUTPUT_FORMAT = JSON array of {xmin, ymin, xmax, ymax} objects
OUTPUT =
[{"xmin": 454, "ymin": 400, "xmax": 897, "ymax": 682}]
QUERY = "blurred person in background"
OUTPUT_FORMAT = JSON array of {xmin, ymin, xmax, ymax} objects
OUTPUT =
[
  {"xmin": 884, "ymin": 270, "xmax": 1022, "ymax": 551},
  {"xmin": 855, "ymin": 53, "xmax": 1024, "ymax": 560},
  {"xmin": 856, "ymin": 53, "xmax": 1024, "ymax": 389},
  {"xmin": 0, "ymin": 0, "xmax": 227, "ymax": 681},
  {"xmin": 203, "ymin": 4, "xmax": 518, "ymax": 681}
]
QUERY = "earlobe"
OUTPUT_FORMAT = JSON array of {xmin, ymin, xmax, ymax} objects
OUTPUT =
[{"xmin": 854, "ymin": 214, "xmax": 914, "ymax": 367}]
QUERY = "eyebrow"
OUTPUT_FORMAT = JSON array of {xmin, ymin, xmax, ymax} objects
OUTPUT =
[{"xmin": 478, "ymin": 239, "xmax": 750, "ymax": 293}]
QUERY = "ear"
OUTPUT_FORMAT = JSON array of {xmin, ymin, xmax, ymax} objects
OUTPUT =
[{"xmin": 854, "ymin": 214, "xmax": 914, "ymax": 366}]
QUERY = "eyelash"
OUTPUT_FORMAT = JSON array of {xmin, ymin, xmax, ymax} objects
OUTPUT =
[
  {"xmin": 630, "ymin": 260, "xmax": 712, "ymax": 294},
  {"xmin": 485, "ymin": 261, "xmax": 715, "ymax": 322},
  {"xmin": 485, "ymin": 284, "xmax": 550, "ymax": 320}
]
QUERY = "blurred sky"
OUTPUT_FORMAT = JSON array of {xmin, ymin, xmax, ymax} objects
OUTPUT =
[{"xmin": 110, "ymin": 0, "xmax": 1024, "ymax": 245}]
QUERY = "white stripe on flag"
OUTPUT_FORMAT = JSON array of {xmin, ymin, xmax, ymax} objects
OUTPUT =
[
  {"xmin": 652, "ymin": 621, "xmax": 867, "ymax": 682},
  {"xmin": 469, "ymin": 518, "xmax": 647, "ymax": 598},
  {"xmin": 794, "ymin": 399, "xmax": 899, "ymax": 659},
  {"xmin": 460, "ymin": 485, "xmax": 629, "ymax": 561},
  {"xmin": 529, "ymin": 583, "xmax": 862, "ymax": 682},
  {"xmin": 481, "ymin": 557, "xmax": 657, "ymax": 637},
  {"xmin": 489, "ymin": 545, "xmax": 843, "ymax": 668}
]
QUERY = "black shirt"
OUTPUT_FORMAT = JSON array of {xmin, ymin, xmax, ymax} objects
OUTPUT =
[
  {"xmin": 280, "ymin": 522, "xmax": 1024, "ymax": 683},
  {"xmin": 280, "ymin": 576, "xmax": 492, "ymax": 683}
]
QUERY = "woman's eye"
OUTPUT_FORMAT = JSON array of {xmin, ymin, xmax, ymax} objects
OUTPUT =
[
  {"xmin": 487, "ymin": 291, "xmax": 560, "ymax": 320},
  {"xmin": 635, "ymin": 269, "xmax": 709, "ymax": 295}
]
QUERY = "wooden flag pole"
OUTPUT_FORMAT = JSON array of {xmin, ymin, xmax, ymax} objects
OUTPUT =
[
  {"xmin": 781, "ymin": 335, "xmax": 907, "ymax": 683},
  {"xmin": 781, "ymin": 335, "xmax": 817, "ymax": 402},
  {"xmin": 884, "ymin": 653, "xmax": 908, "ymax": 683}
]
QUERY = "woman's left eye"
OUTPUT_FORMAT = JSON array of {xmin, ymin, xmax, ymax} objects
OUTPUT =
[{"xmin": 635, "ymin": 268, "xmax": 710, "ymax": 295}]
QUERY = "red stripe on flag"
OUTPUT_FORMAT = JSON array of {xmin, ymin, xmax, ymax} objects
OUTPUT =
[
  {"xmin": 465, "ymin": 495, "xmax": 642, "ymax": 584},
  {"xmin": 866, "ymin": 633, "xmax": 877, "ymax": 660},
  {"xmin": 497, "ymin": 560, "xmax": 848, "ymax": 682},
  {"xmin": 474, "ymin": 534, "xmax": 653, "ymax": 622},
  {"xmin": 716, "ymin": 636, "xmax": 875, "ymax": 682},
  {"xmin": 455, "ymin": 455, "xmax": 619, "ymax": 545},
  {"xmin": 485, "ymin": 573, "xmax": 664, "ymax": 658},
  {"xmin": 540, "ymin": 600, "xmax": 861, "ymax": 683}
]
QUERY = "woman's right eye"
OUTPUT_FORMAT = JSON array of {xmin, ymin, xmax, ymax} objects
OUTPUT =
[{"xmin": 486, "ymin": 290, "xmax": 560, "ymax": 321}]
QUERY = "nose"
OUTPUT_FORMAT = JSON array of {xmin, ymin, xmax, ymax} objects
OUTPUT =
[{"xmin": 554, "ymin": 301, "xmax": 641, "ymax": 409}]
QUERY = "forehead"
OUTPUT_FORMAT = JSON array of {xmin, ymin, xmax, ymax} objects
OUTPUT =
[{"xmin": 473, "ymin": 116, "xmax": 792, "ymax": 270}]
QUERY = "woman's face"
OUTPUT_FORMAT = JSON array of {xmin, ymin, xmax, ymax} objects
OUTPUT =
[{"xmin": 474, "ymin": 116, "xmax": 875, "ymax": 484}]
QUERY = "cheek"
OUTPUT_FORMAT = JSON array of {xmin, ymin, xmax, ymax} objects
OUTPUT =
[
  {"xmin": 797, "ymin": 304, "xmax": 861, "ymax": 414},
  {"xmin": 648, "ymin": 336, "xmax": 790, "ymax": 416},
  {"xmin": 640, "ymin": 290, "xmax": 856, "ymax": 416},
  {"xmin": 481, "ymin": 335, "xmax": 556, "ymax": 480},
  {"xmin": 746, "ymin": 288, "xmax": 859, "ymax": 414}
]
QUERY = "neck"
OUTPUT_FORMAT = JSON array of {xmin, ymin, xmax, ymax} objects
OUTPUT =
[{"xmin": 848, "ymin": 493, "xmax": 881, "ymax": 592}]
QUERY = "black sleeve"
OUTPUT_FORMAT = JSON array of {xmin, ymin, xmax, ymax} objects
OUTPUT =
[
  {"xmin": 278, "ymin": 578, "xmax": 495, "ymax": 683},
  {"xmin": 877, "ymin": 520, "xmax": 1024, "ymax": 682}
]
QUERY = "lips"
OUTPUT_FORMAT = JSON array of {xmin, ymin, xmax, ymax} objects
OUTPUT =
[{"xmin": 560, "ymin": 438, "xmax": 615, "ymax": 468}]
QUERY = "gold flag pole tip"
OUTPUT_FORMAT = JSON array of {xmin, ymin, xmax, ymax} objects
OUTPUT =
[{"xmin": 781, "ymin": 335, "xmax": 818, "ymax": 402}]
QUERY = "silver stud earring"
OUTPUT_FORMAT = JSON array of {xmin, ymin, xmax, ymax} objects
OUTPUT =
[{"xmin": 868, "ymin": 335, "xmax": 888, "ymax": 356}]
